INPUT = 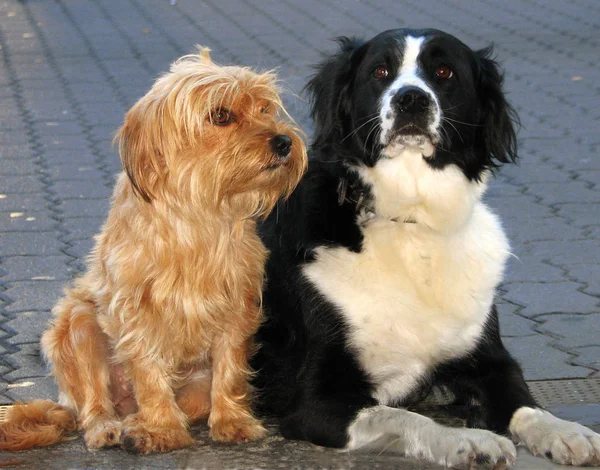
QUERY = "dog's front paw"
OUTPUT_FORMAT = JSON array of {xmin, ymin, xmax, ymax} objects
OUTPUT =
[
  {"xmin": 510, "ymin": 407, "xmax": 600, "ymax": 466},
  {"xmin": 120, "ymin": 415, "xmax": 194, "ymax": 454},
  {"xmin": 436, "ymin": 428, "xmax": 516, "ymax": 469},
  {"xmin": 209, "ymin": 415, "xmax": 267, "ymax": 443},
  {"xmin": 84, "ymin": 419, "xmax": 123, "ymax": 449}
]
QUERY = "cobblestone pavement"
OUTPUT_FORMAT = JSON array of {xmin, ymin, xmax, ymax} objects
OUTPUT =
[{"xmin": 0, "ymin": 0, "xmax": 598, "ymax": 468}]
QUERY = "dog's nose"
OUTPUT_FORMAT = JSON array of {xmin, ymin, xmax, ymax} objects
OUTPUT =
[
  {"xmin": 392, "ymin": 87, "xmax": 430, "ymax": 114},
  {"xmin": 270, "ymin": 134, "xmax": 292, "ymax": 158}
]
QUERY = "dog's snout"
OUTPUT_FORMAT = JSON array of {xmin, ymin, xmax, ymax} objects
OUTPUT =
[
  {"xmin": 270, "ymin": 134, "xmax": 292, "ymax": 158},
  {"xmin": 393, "ymin": 87, "xmax": 430, "ymax": 114}
]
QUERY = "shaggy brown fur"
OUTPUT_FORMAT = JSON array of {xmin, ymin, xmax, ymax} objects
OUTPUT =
[{"xmin": 0, "ymin": 47, "xmax": 307, "ymax": 454}]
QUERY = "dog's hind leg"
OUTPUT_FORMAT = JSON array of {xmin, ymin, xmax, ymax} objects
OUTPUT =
[{"xmin": 42, "ymin": 286, "xmax": 122, "ymax": 449}]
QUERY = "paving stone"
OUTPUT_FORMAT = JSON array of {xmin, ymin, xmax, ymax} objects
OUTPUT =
[
  {"xmin": 0, "ymin": 212, "xmax": 57, "ymax": 232},
  {"xmin": 555, "ymin": 202, "xmax": 600, "ymax": 229},
  {"xmin": 1, "ymin": 174, "xmax": 45, "ymax": 194},
  {"xmin": 501, "ymin": 160, "xmax": 575, "ymax": 183},
  {"xmin": 3, "ymin": 342, "xmax": 50, "ymax": 381},
  {"xmin": 52, "ymin": 180, "xmax": 113, "ymax": 200},
  {"xmin": 44, "ymin": 163, "xmax": 107, "ymax": 182},
  {"xmin": 0, "ymin": 156, "xmax": 38, "ymax": 176},
  {"xmin": 44, "ymin": 150, "xmax": 98, "ymax": 167},
  {"xmin": 0, "ymin": 130, "xmax": 30, "ymax": 146},
  {"xmin": 0, "ymin": 231, "xmax": 64, "ymax": 256},
  {"xmin": 549, "ymin": 404, "xmax": 600, "ymax": 429},
  {"xmin": 61, "ymin": 216, "xmax": 105, "ymax": 241},
  {"xmin": 0, "ymin": 255, "xmax": 72, "ymax": 282},
  {"xmin": 504, "ymin": 255, "xmax": 567, "ymax": 284},
  {"xmin": 522, "ymin": 239, "xmax": 600, "ymax": 265},
  {"xmin": 57, "ymin": 198, "xmax": 111, "ymax": 218},
  {"xmin": 37, "ymin": 133, "xmax": 91, "ymax": 153},
  {"xmin": 3, "ymin": 375, "xmax": 58, "ymax": 403},
  {"xmin": 568, "ymin": 264, "xmax": 600, "ymax": 297},
  {"xmin": 492, "ymin": 194, "xmax": 555, "ymax": 220},
  {"xmin": 496, "ymin": 304, "xmax": 539, "ymax": 338},
  {"xmin": 503, "ymin": 335, "xmax": 593, "ymax": 380},
  {"xmin": 3, "ymin": 280, "xmax": 64, "ymax": 314},
  {"xmin": 502, "ymin": 215, "xmax": 586, "ymax": 246},
  {"xmin": 4, "ymin": 310, "xmax": 52, "ymax": 344},
  {"xmin": 571, "ymin": 346, "xmax": 600, "ymax": 370},
  {"xmin": 0, "ymin": 193, "xmax": 48, "ymax": 212},
  {"xmin": 537, "ymin": 313, "xmax": 600, "ymax": 350},
  {"xmin": 524, "ymin": 181, "xmax": 600, "ymax": 205},
  {"xmin": 65, "ymin": 238, "xmax": 95, "ymax": 263},
  {"xmin": 501, "ymin": 282, "xmax": 599, "ymax": 318},
  {"xmin": 0, "ymin": 143, "xmax": 35, "ymax": 160},
  {"xmin": 31, "ymin": 120, "xmax": 86, "ymax": 137}
]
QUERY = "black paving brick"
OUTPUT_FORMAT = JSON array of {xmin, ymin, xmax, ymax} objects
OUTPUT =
[
  {"xmin": 0, "ymin": 193, "xmax": 48, "ymax": 213},
  {"xmin": 0, "ymin": 232, "xmax": 64, "ymax": 257},
  {"xmin": 0, "ymin": 157, "xmax": 37, "ymax": 176},
  {"xmin": 0, "ymin": 255, "xmax": 72, "ymax": 282},
  {"xmin": 1, "ymin": 175, "xmax": 46, "ymax": 194},
  {"xmin": 0, "ymin": 213, "xmax": 57, "ymax": 233},
  {"xmin": 2, "ymin": 342, "xmax": 49, "ymax": 381},
  {"xmin": 44, "ymin": 164, "xmax": 107, "ymax": 182},
  {"xmin": 3, "ymin": 280, "xmax": 65, "ymax": 314},
  {"xmin": 52, "ymin": 181, "xmax": 113, "ymax": 200},
  {"xmin": 4, "ymin": 310, "xmax": 53, "ymax": 345},
  {"xmin": 61, "ymin": 217, "xmax": 105, "ymax": 242},
  {"xmin": 57, "ymin": 198, "xmax": 111, "ymax": 218},
  {"xmin": 64, "ymin": 238, "xmax": 95, "ymax": 265}
]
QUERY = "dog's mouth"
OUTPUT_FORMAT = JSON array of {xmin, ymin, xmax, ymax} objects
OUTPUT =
[
  {"xmin": 263, "ymin": 154, "xmax": 291, "ymax": 171},
  {"xmin": 386, "ymin": 125, "xmax": 436, "ymax": 157}
]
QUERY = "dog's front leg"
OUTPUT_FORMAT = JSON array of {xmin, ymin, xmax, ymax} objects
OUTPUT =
[
  {"xmin": 436, "ymin": 305, "xmax": 600, "ymax": 466},
  {"xmin": 348, "ymin": 405, "xmax": 517, "ymax": 469},
  {"xmin": 119, "ymin": 357, "xmax": 194, "ymax": 454},
  {"xmin": 208, "ymin": 334, "xmax": 266, "ymax": 442}
]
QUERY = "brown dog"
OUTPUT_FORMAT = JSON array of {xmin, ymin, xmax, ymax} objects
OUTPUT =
[{"xmin": 0, "ymin": 48, "xmax": 307, "ymax": 454}]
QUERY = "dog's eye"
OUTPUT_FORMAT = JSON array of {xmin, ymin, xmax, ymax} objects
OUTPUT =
[
  {"xmin": 373, "ymin": 66, "xmax": 389, "ymax": 79},
  {"xmin": 260, "ymin": 105, "xmax": 271, "ymax": 114},
  {"xmin": 435, "ymin": 65, "xmax": 453, "ymax": 79},
  {"xmin": 211, "ymin": 108, "xmax": 233, "ymax": 126}
]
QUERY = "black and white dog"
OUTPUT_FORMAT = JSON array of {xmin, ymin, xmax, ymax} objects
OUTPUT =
[{"xmin": 252, "ymin": 29, "xmax": 600, "ymax": 468}]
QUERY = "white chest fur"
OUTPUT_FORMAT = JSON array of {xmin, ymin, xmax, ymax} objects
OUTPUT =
[{"xmin": 302, "ymin": 151, "xmax": 510, "ymax": 404}]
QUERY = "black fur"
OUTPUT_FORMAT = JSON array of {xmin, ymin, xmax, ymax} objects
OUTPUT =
[{"xmin": 253, "ymin": 28, "xmax": 536, "ymax": 450}]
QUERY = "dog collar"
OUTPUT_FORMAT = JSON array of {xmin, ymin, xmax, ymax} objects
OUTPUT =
[{"xmin": 337, "ymin": 178, "xmax": 416, "ymax": 225}]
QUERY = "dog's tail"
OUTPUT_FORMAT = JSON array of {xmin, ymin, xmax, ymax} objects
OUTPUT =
[{"xmin": 0, "ymin": 400, "xmax": 77, "ymax": 451}]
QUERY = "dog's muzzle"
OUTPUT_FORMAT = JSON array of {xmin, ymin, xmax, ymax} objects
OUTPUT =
[
  {"xmin": 380, "ymin": 85, "xmax": 438, "ymax": 157},
  {"xmin": 391, "ymin": 86, "xmax": 432, "ymax": 137},
  {"xmin": 393, "ymin": 86, "xmax": 430, "ymax": 115},
  {"xmin": 270, "ymin": 134, "xmax": 292, "ymax": 159}
]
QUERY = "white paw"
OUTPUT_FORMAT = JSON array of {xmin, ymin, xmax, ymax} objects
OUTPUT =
[
  {"xmin": 510, "ymin": 407, "xmax": 600, "ymax": 466},
  {"xmin": 436, "ymin": 428, "xmax": 516, "ymax": 469}
]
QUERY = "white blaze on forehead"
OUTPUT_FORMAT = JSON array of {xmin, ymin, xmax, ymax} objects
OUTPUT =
[
  {"xmin": 379, "ymin": 35, "xmax": 441, "ymax": 148},
  {"xmin": 399, "ymin": 36, "xmax": 424, "ymax": 81}
]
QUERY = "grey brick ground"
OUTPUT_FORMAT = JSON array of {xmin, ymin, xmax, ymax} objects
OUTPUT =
[{"xmin": 0, "ymin": 0, "xmax": 598, "ymax": 468}]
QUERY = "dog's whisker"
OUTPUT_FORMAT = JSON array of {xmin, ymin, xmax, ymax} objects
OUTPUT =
[
  {"xmin": 441, "ymin": 117, "xmax": 464, "ymax": 143},
  {"xmin": 443, "ymin": 116, "xmax": 482, "ymax": 127},
  {"xmin": 341, "ymin": 115, "xmax": 380, "ymax": 143}
]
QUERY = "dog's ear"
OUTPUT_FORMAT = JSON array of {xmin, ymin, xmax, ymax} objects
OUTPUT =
[
  {"xmin": 115, "ymin": 99, "xmax": 166, "ymax": 202},
  {"xmin": 476, "ymin": 46, "xmax": 519, "ymax": 167},
  {"xmin": 305, "ymin": 37, "xmax": 365, "ymax": 147}
]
